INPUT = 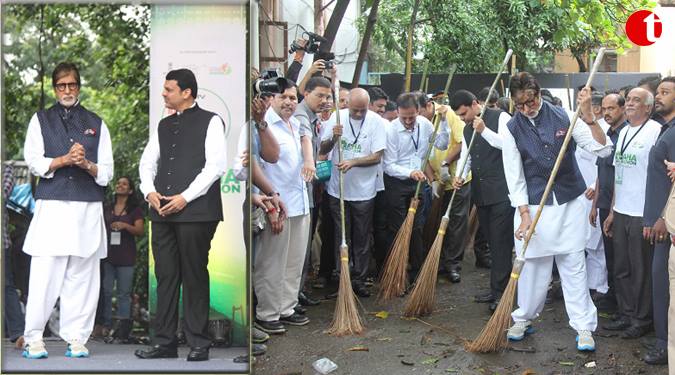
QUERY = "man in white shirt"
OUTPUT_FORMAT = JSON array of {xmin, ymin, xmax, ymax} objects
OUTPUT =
[
  {"xmin": 254, "ymin": 83, "xmax": 313, "ymax": 334},
  {"xmin": 319, "ymin": 88, "xmax": 386, "ymax": 297},
  {"xmin": 22, "ymin": 62, "xmax": 114, "ymax": 359},
  {"xmin": 502, "ymin": 72, "xmax": 611, "ymax": 352},
  {"xmin": 136, "ymin": 69, "xmax": 227, "ymax": 361},
  {"xmin": 383, "ymin": 92, "xmax": 448, "ymax": 284},
  {"xmin": 601, "ymin": 87, "xmax": 661, "ymax": 340}
]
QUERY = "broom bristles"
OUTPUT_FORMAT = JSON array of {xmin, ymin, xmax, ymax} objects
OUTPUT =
[
  {"xmin": 465, "ymin": 258, "xmax": 524, "ymax": 353},
  {"xmin": 378, "ymin": 199, "xmax": 419, "ymax": 302},
  {"xmin": 327, "ymin": 245, "xmax": 364, "ymax": 336},
  {"xmin": 402, "ymin": 217, "xmax": 449, "ymax": 317}
]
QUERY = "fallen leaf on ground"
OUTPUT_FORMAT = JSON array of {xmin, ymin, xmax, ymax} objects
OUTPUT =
[
  {"xmin": 521, "ymin": 369, "xmax": 536, "ymax": 375},
  {"xmin": 401, "ymin": 360, "xmax": 414, "ymax": 366},
  {"xmin": 420, "ymin": 334, "xmax": 432, "ymax": 346},
  {"xmin": 421, "ymin": 357, "xmax": 439, "ymax": 365},
  {"xmin": 558, "ymin": 361, "xmax": 574, "ymax": 366},
  {"xmin": 375, "ymin": 311, "xmax": 389, "ymax": 319},
  {"xmin": 376, "ymin": 337, "xmax": 392, "ymax": 342},
  {"xmin": 347, "ymin": 345, "xmax": 369, "ymax": 352},
  {"xmin": 446, "ymin": 369, "xmax": 459, "ymax": 373},
  {"xmin": 598, "ymin": 312, "xmax": 613, "ymax": 319}
]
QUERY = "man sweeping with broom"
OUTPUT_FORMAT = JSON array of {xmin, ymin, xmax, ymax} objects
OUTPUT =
[{"xmin": 501, "ymin": 72, "xmax": 612, "ymax": 351}]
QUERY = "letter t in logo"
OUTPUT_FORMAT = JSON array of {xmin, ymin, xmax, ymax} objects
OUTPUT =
[{"xmin": 644, "ymin": 12, "xmax": 661, "ymax": 43}]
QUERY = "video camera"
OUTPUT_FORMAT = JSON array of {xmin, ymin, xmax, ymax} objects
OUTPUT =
[
  {"xmin": 289, "ymin": 30, "xmax": 328, "ymax": 54},
  {"xmin": 253, "ymin": 68, "xmax": 291, "ymax": 96}
]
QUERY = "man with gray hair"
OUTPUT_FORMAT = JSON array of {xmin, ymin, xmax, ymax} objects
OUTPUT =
[
  {"xmin": 602, "ymin": 87, "xmax": 661, "ymax": 341},
  {"xmin": 319, "ymin": 88, "xmax": 387, "ymax": 297}
]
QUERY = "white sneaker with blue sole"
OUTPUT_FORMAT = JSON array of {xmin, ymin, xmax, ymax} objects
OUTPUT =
[
  {"xmin": 576, "ymin": 330, "xmax": 595, "ymax": 351},
  {"xmin": 22, "ymin": 341, "xmax": 48, "ymax": 359},
  {"xmin": 65, "ymin": 341, "xmax": 89, "ymax": 358},
  {"xmin": 507, "ymin": 321, "xmax": 534, "ymax": 341}
]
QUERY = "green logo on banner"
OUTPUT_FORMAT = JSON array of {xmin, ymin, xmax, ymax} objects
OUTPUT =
[{"xmin": 221, "ymin": 169, "xmax": 241, "ymax": 194}]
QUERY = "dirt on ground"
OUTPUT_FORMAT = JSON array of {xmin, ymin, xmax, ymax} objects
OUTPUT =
[{"xmin": 253, "ymin": 253, "xmax": 669, "ymax": 375}]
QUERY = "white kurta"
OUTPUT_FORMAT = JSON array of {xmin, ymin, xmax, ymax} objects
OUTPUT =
[
  {"xmin": 501, "ymin": 115, "xmax": 613, "ymax": 259},
  {"xmin": 22, "ymin": 112, "xmax": 114, "ymax": 258}
]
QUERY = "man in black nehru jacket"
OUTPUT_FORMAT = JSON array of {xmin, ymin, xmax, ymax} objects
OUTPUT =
[{"xmin": 136, "ymin": 69, "xmax": 227, "ymax": 361}]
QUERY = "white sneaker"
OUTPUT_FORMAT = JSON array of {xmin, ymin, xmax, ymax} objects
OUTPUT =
[
  {"xmin": 507, "ymin": 321, "xmax": 534, "ymax": 341},
  {"xmin": 66, "ymin": 341, "xmax": 89, "ymax": 358},
  {"xmin": 576, "ymin": 330, "xmax": 595, "ymax": 351},
  {"xmin": 22, "ymin": 340, "xmax": 48, "ymax": 359}
]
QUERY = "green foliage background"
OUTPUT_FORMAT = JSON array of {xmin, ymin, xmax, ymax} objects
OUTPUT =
[{"xmin": 359, "ymin": 0, "xmax": 656, "ymax": 77}]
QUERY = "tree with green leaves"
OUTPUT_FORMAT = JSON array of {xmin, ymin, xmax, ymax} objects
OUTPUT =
[{"xmin": 358, "ymin": 0, "xmax": 655, "ymax": 77}]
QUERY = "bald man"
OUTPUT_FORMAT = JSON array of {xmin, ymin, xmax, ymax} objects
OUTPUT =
[{"xmin": 319, "ymin": 88, "xmax": 387, "ymax": 297}]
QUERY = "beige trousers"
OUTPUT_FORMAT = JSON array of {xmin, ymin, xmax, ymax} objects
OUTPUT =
[{"xmin": 254, "ymin": 214, "xmax": 310, "ymax": 321}]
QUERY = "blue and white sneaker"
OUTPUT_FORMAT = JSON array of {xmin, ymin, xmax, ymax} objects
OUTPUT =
[
  {"xmin": 576, "ymin": 330, "xmax": 595, "ymax": 351},
  {"xmin": 65, "ymin": 341, "xmax": 89, "ymax": 358},
  {"xmin": 506, "ymin": 321, "xmax": 534, "ymax": 341},
  {"xmin": 22, "ymin": 341, "xmax": 48, "ymax": 359}
]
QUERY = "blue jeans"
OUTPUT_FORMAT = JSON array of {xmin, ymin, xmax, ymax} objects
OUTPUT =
[
  {"xmin": 4, "ymin": 246, "xmax": 25, "ymax": 340},
  {"xmin": 101, "ymin": 262, "xmax": 134, "ymax": 327}
]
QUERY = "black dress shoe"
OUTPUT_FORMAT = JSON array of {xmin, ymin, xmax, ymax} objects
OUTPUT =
[
  {"xmin": 280, "ymin": 312, "xmax": 309, "ymax": 326},
  {"xmin": 353, "ymin": 285, "xmax": 371, "ymax": 298},
  {"xmin": 294, "ymin": 305, "xmax": 307, "ymax": 315},
  {"xmin": 187, "ymin": 346, "xmax": 209, "ymax": 362},
  {"xmin": 621, "ymin": 325, "xmax": 651, "ymax": 339},
  {"xmin": 644, "ymin": 347, "xmax": 668, "ymax": 365},
  {"xmin": 474, "ymin": 292, "xmax": 496, "ymax": 303},
  {"xmin": 603, "ymin": 318, "xmax": 630, "ymax": 331},
  {"xmin": 134, "ymin": 344, "xmax": 178, "ymax": 359},
  {"xmin": 447, "ymin": 270, "xmax": 461, "ymax": 283},
  {"xmin": 489, "ymin": 299, "xmax": 500, "ymax": 312},
  {"xmin": 475, "ymin": 258, "xmax": 492, "ymax": 269},
  {"xmin": 254, "ymin": 319, "xmax": 286, "ymax": 334},
  {"xmin": 298, "ymin": 292, "xmax": 320, "ymax": 306}
]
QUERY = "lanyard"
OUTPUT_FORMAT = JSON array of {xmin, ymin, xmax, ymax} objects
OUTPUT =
[
  {"xmin": 409, "ymin": 123, "xmax": 420, "ymax": 151},
  {"xmin": 619, "ymin": 121, "xmax": 647, "ymax": 156},
  {"xmin": 348, "ymin": 117, "xmax": 363, "ymax": 146}
]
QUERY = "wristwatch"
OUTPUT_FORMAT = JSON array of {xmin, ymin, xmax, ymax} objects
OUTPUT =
[{"xmin": 255, "ymin": 120, "xmax": 268, "ymax": 131}]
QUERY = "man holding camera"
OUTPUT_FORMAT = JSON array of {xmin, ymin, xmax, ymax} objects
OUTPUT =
[{"xmin": 136, "ymin": 68, "xmax": 227, "ymax": 361}]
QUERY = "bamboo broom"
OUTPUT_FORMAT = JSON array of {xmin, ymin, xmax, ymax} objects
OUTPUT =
[
  {"xmin": 403, "ymin": 49, "xmax": 513, "ymax": 318},
  {"xmin": 327, "ymin": 80, "xmax": 364, "ymax": 336},
  {"xmin": 466, "ymin": 48, "xmax": 608, "ymax": 353},
  {"xmin": 378, "ymin": 65, "xmax": 457, "ymax": 303}
]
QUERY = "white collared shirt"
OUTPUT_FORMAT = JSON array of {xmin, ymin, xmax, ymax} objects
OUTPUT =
[
  {"xmin": 455, "ymin": 111, "xmax": 512, "ymax": 178},
  {"xmin": 139, "ymin": 102, "xmax": 227, "ymax": 203},
  {"xmin": 383, "ymin": 115, "xmax": 448, "ymax": 180},
  {"xmin": 259, "ymin": 107, "xmax": 309, "ymax": 217},
  {"xmin": 23, "ymin": 111, "xmax": 114, "ymax": 258}
]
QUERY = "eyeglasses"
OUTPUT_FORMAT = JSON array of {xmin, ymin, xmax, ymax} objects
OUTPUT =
[
  {"xmin": 514, "ymin": 95, "xmax": 539, "ymax": 111},
  {"xmin": 54, "ymin": 82, "xmax": 80, "ymax": 92}
]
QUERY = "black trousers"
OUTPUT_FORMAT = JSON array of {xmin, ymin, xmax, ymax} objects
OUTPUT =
[
  {"xmin": 318, "ymin": 190, "xmax": 336, "ymax": 280},
  {"xmin": 383, "ymin": 174, "xmax": 426, "ymax": 280},
  {"xmin": 440, "ymin": 184, "xmax": 471, "ymax": 272},
  {"xmin": 598, "ymin": 208, "xmax": 616, "ymax": 296},
  {"xmin": 612, "ymin": 212, "xmax": 653, "ymax": 328},
  {"xmin": 477, "ymin": 201, "xmax": 514, "ymax": 297},
  {"xmin": 372, "ymin": 190, "xmax": 390, "ymax": 275},
  {"xmin": 299, "ymin": 204, "xmax": 320, "ymax": 293},
  {"xmin": 328, "ymin": 196, "xmax": 375, "ymax": 286},
  {"xmin": 151, "ymin": 221, "xmax": 219, "ymax": 348},
  {"xmin": 653, "ymin": 240, "xmax": 671, "ymax": 350}
]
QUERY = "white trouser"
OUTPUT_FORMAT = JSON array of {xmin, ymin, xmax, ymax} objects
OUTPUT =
[
  {"xmin": 24, "ymin": 255, "xmax": 100, "ymax": 344},
  {"xmin": 254, "ymin": 214, "xmax": 310, "ymax": 321},
  {"xmin": 586, "ymin": 241, "xmax": 609, "ymax": 293},
  {"xmin": 512, "ymin": 250, "xmax": 598, "ymax": 332}
]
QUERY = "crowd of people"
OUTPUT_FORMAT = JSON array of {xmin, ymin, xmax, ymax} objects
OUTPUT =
[{"xmin": 244, "ymin": 47, "xmax": 675, "ymax": 370}]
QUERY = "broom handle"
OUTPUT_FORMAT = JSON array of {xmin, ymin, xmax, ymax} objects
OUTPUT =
[
  {"xmin": 412, "ymin": 64, "xmax": 458, "ymax": 198},
  {"xmin": 334, "ymin": 81, "xmax": 347, "ymax": 247},
  {"xmin": 442, "ymin": 49, "xmax": 513, "ymax": 219},
  {"xmin": 520, "ymin": 48, "xmax": 607, "ymax": 256}
]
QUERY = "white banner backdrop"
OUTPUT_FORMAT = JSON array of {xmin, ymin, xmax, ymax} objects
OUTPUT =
[{"xmin": 149, "ymin": 4, "xmax": 247, "ymax": 345}]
